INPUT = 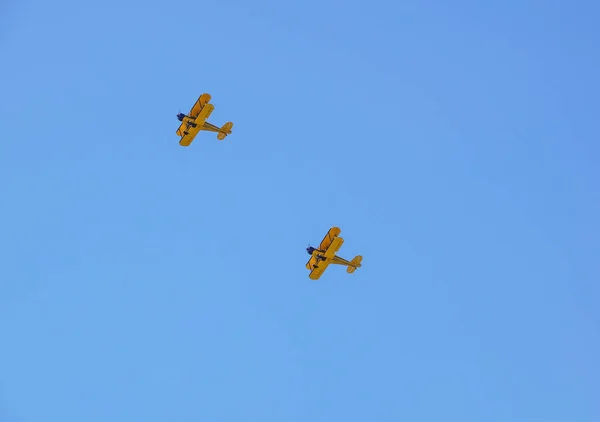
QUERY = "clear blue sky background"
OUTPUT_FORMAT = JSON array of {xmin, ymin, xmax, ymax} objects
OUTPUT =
[{"xmin": 1, "ymin": 0, "xmax": 599, "ymax": 421}]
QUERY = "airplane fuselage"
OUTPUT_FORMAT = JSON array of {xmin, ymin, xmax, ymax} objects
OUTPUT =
[
  {"xmin": 306, "ymin": 227, "xmax": 362, "ymax": 279},
  {"xmin": 309, "ymin": 247, "xmax": 354, "ymax": 268}
]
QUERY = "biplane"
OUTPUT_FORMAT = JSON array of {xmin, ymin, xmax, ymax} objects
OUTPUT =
[
  {"xmin": 305, "ymin": 227, "xmax": 362, "ymax": 280},
  {"xmin": 176, "ymin": 93, "xmax": 233, "ymax": 147}
]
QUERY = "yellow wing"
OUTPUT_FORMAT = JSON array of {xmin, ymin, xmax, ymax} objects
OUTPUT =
[
  {"xmin": 177, "ymin": 103, "xmax": 215, "ymax": 147},
  {"xmin": 305, "ymin": 255, "xmax": 318, "ymax": 271},
  {"xmin": 178, "ymin": 128, "xmax": 198, "ymax": 147},
  {"xmin": 319, "ymin": 227, "xmax": 342, "ymax": 252},
  {"xmin": 189, "ymin": 93, "xmax": 211, "ymax": 118},
  {"xmin": 306, "ymin": 256, "xmax": 331, "ymax": 280},
  {"xmin": 324, "ymin": 236, "xmax": 344, "ymax": 258},
  {"xmin": 305, "ymin": 228, "xmax": 344, "ymax": 280}
]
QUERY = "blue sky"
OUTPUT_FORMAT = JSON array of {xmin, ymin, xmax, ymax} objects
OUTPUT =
[{"xmin": 1, "ymin": 0, "xmax": 599, "ymax": 421}]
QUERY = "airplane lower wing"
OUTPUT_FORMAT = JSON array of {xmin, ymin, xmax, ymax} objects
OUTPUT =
[
  {"xmin": 305, "ymin": 256, "xmax": 317, "ymax": 271},
  {"xmin": 305, "ymin": 236, "xmax": 344, "ymax": 280},
  {"xmin": 307, "ymin": 257, "xmax": 330, "ymax": 280},
  {"xmin": 178, "ymin": 103, "xmax": 215, "ymax": 147},
  {"xmin": 306, "ymin": 226, "xmax": 361, "ymax": 280},
  {"xmin": 176, "ymin": 121, "xmax": 190, "ymax": 138},
  {"xmin": 178, "ymin": 131, "xmax": 197, "ymax": 147}
]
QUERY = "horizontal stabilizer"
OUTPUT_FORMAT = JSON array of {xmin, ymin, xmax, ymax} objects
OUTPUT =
[
  {"xmin": 217, "ymin": 122, "xmax": 234, "ymax": 140},
  {"xmin": 347, "ymin": 255, "xmax": 362, "ymax": 273}
]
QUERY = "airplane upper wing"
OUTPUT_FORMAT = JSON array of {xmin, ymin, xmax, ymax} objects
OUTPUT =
[
  {"xmin": 189, "ymin": 93, "xmax": 211, "ymax": 118},
  {"xmin": 177, "ymin": 101, "xmax": 215, "ymax": 147},
  {"xmin": 319, "ymin": 227, "xmax": 341, "ymax": 252}
]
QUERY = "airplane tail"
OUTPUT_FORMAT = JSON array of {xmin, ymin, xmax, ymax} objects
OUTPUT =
[
  {"xmin": 217, "ymin": 122, "xmax": 234, "ymax": 140},
  {"xmin": 347, "ymin": 255, "xmax": 363, "ymax": 273}
]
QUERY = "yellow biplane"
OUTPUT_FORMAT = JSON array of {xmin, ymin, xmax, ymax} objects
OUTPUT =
[
  {"xmin": 176, "ymin": 93, "xmax": 233, "ymax": 147},
  {"xmin": 305, "ymin": 227, "xmax": 362, "ymax": 280}
]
